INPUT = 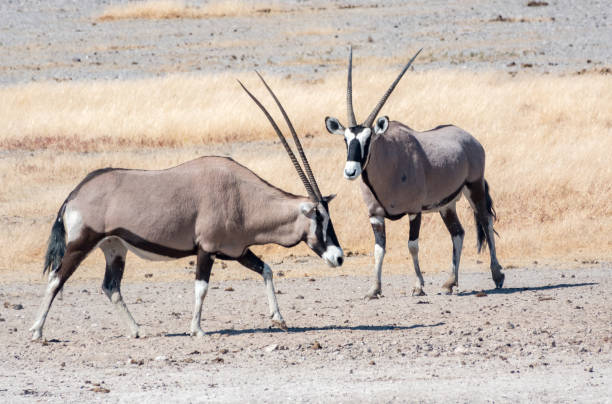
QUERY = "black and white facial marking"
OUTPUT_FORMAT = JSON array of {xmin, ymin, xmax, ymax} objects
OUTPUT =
[
  {"xmin": 300, "ymin": 195, "xmax": 343, "ymax": 267},
  {"xmin": 325, "ymin": 116, "xmax": 389, "ymax": 180}
]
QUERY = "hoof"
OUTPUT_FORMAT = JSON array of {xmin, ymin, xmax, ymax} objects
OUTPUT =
[
  {"xmin": 190, "ymin": 328, "xmax": 205, "ymax": 337},
  {"xmin": 272, "ymin": 320, "xmax": 288, "ymax": 331},
  {"xmin": 411, "ymin": 287, "xmax": 426, "ymax": 297},
  {"xmin": 364, "ymin": 292, "xmax": 382, "ymax": 300},
  {"xmin": 494, "ymin": 273, "xmax": 505, "ymax": 289}
]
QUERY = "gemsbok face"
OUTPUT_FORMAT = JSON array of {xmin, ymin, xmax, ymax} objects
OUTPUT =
[
  {"xmin": 300, "ymin": 195, "xmax": 343, "ymax": 266},
  {"xmin": 325, "ymin": 47, "xmax": 421, "ymax": 180}
]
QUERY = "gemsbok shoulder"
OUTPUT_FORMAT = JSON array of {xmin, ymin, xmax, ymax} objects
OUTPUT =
[
  {"xmin": 324, "ymin": 47, "xmax": 504, "ymax": 298},
  {"xmin": 30, "ymin": 73, "xmax": 343, "ymax": 341}
]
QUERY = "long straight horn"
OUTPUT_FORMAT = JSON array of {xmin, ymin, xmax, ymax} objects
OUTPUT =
[
  {"xmin": 254, "ymin": 71, "xmax": 323, "ymax": 201},
  {"xmin": 363, "ymin": 48, "xmax": 423, "ymax": 128},
  {"xmin": 347, "ymin": 45, "xmax": 357, "ymax": 127},
  {"xmin": 237, "ymin": 80, "xmax": 318, "ymax": 202}
]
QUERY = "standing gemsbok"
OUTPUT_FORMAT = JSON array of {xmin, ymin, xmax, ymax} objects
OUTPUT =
[
  {"xmin": 30, "ymin": 73, "xmax": 343, "ymax": 341},
  {"xmin": 324, "ymin": 47, "xmax": 504, "ymax": 298}
]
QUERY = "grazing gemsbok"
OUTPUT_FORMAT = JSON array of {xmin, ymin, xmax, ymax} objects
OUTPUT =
[
  {"xmin": 324, "ymin": 47, "xmax": 504, "ymax": 298},
  {"xmin": 30, "ymin": 73, "xmax": 343, "ymax": 341}
]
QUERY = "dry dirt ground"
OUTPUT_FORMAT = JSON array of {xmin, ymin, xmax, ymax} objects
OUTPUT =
[
  {"xmin": 1, "ymin": 265, "xmax": 611, "ymax": 403},
  {"xmin": 1, "ymin": 1, "xmax": 611, "ymax": 402}
]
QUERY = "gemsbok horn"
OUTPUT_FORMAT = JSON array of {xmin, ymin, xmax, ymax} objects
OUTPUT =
[
  {"xmin": 324, "ymin": 47, "xmax": 504, "ymax": 298},
  {"xmin": 30, "ymin": 73, "xmax": 343, "ymax": 341}
]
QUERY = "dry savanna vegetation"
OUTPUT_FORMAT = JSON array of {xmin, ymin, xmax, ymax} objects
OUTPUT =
[
  {"xmin": 1, "ymin": 68, "xmax": 610, "ymax": 282},
  {"xmin": 97, "ymin": 0, "xmax": 284, "ymax": 21}
]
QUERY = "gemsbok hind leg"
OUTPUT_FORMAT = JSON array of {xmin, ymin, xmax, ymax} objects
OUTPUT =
[
  {"xmin": 99, "ymin": 237, "xmax": 140, "ymax": 338},
  {"xmin": 190, "ymin": 248, "xmax": 214, "ymax": 337},
  {"xmin": 30, "ymin": 239, "xmax": 94, "ymax": 340},
  {"xmin": 440, "ymin": 204, "xmax": 465, "ymax": 294},
  {"xmin": 465, "ymin": 180, "xmax": 505, "ymax": 289},
  {"xmin": 365, "ymin": 215, "xmax": 385, "ymax": 299},
  {"xmin": 238, "ymin": 249, "xmax": 287, "ymax": 330},
  {"xmin": 408, "ymin": 213, "xmax": 426, "ymax": 296}
]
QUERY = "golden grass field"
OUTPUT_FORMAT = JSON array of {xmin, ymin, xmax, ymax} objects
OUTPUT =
[{"xmin": 1, "ymin": 68, "xmax": 610, "ymax": 282}]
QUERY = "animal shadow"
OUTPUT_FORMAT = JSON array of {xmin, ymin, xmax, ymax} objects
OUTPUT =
[{"xmin": 458, "ymin": 282, "xmax": 598, "ymax": 296}]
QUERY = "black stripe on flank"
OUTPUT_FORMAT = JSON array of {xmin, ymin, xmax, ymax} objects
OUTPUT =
[
  {"xmin": 107, "ymin": 228, "xmax": 197, "ymax": 259},
  {"xmin": 422, "ymin": 184, "xmax": 465, "ymax": 211}
]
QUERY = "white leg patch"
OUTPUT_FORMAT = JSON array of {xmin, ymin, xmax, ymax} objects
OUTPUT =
[{"xmin": 190, "ymin": 279, "xmax": 209, "ymax": 337}]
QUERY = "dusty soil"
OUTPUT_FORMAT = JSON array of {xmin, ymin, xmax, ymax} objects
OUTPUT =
[
  {"xmin": 1, "ymin": 265, "xmax": 610, "ymax": 402},
  {"xmin": 1, "ymin": 0, "xmax": 610, "ymax": 85}
]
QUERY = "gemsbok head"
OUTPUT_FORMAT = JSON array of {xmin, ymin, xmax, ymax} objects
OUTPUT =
[
  {"xmin": 324, "ymin": 47, "xmax": 504, "ymax": 299},
  {"xmin": 30, "ymin": 72, "xmax": 343, "ymax": 341}
]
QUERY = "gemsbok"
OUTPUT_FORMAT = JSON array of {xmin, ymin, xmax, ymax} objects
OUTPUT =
[
  {"xmin": 30, "ymin": 73, "xmax": 344, "ymax": 341},
  {"xmin": 324, "ymin": 47, "xmax": 504, "ymax": 298}
]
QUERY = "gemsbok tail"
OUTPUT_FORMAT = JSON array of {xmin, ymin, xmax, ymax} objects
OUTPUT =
[
  {"xmin": 475, "ymin": 180, "xmax": 498, "ymax": 253},
  {"xmin": 42, "ymin": 204, "xmax": 67, "ymax": 275}
]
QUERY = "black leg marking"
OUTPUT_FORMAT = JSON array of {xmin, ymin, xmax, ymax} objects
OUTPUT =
[
  {"xmin": 409, "ymin": 213, "xmax": 421, "ymax": 241},
  {"xmin": 237, "ymin": 249, "xmax": 265, "ymax": 275},
  {"xmin": 196, "ymin": 248, "xmax": 214, "ymax": 282}
]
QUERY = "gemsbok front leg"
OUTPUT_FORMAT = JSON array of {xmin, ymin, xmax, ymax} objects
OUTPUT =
[
  {"xmin": 365, "ymin": 215, "xmax": 385, "ymax": 299},
  {"xmin": 408, "ymin": 213, "xmax": 426, "ymax": 296},
  {"xmin": 190, "ymin": 248, "xmax": 214, "ymax": 337},
  {"xmin": 99, "ymin": 237, "xmax": 140, "ymax": 338},
  {"xmin": 238, "ymin": 249, "xmax": 287, "ymax": 330},
  {"xmin": 440, "ymin": 204, "xmax": 465, "ymax": 294}
]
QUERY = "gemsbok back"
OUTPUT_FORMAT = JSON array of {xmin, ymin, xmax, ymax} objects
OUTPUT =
[
  {"xmin": 30, "ymin": 73, "xmax": 344, "ymax": 340},
  {"xmin": 324, "ymin": 47, "xmax": 504, "ymax": 298}
]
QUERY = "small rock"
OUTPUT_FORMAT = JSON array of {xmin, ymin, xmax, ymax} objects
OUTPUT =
[
  {"xmin": 144, "ymin": 273, "xmax": 153, "ymax": 278},
  {"xmin": 311, "ymin": 341, "xmax": 322, "ymax": 350},
  {"xmin": 476, "ymin": 291, "xmax": 487, "ymax": 297},
  {"xmin": 369, "ymin": 360, "xmax": 376, "ymax": 365},
  {"xmin": 224, "ymin": 286, "xmax": 234, "ymax": 292},
  {"xmin": 295, "ymin": 295, "xmax": 304, "ymax": 300},
  {"xmin": 12, "ymin": 304, "xmax": 24, "ymax": 310},
  {"xmin": 308, "ymin": 278, "xmax": 316, "ymax": 282},
  {"xmin": 91, "ymin": 387, "xmax": 110, "ymax": 393},
  {"xmin": 265, "ymin": 344, "xmax": 278, "ymax": 352},
  {"xmin": 506, "ymin": 322, "xmax": 515, "ymax": 329},
  {"xmin": 212, "ymin": 357, "xmax": 224, "ymax": 363},
  {"xmin": 219, "ymin": 348, "xmax": 229, "ymax": 354},
  {"xmin": 154, "ymin": 355, "xmax": 167, "ymax": 361}
]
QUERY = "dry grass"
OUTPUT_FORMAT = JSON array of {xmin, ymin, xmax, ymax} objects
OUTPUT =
[
  {"xmin": 1, "ymin": 69, "xmax": 611, "ymax": 283},
  {"xmin": 97, "ymin": 0, "xmax": 283, "ymax": 21}
]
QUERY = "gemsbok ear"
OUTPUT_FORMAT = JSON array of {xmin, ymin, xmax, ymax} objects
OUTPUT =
[
  {"xmin": 323, "ymin": 194, "xmax": 337, "ymax": 203},
  {"xmin": 300, "ymin": 202, "xmax": 317, "ymax": 218},
  {"xmin": 374, "ymin": 116, "xmax": 389, "ymax": 135},
  {"xmin": 325, "ymin": 117, "xmax": 345, "ymax": 136}
]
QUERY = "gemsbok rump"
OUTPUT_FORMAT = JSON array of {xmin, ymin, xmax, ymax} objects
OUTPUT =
[
  {"xmin": 30, "ymin": 73, "xmax": 343, "ymax": 340},
  {"xmin": 324, "ymin": 47, "xmax": 504, "ymax": 298}
]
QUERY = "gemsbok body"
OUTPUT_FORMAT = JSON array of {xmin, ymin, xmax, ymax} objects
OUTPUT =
[
  {"xmin": 325, "ymin": 48, "xmax": 504, "ymax": 298},
  {"xmin": 30, "ymin": 74, "xmax": 343, "ymax": 340}
]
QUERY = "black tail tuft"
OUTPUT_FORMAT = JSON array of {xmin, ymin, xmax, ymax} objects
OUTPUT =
[
  {"xmin": 43, "ymin": 210, "xmax": 66, "ymax": 275},
  {"xmin": 475, "ymin": 180, "xmax": 499, "ymax": 253}
]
